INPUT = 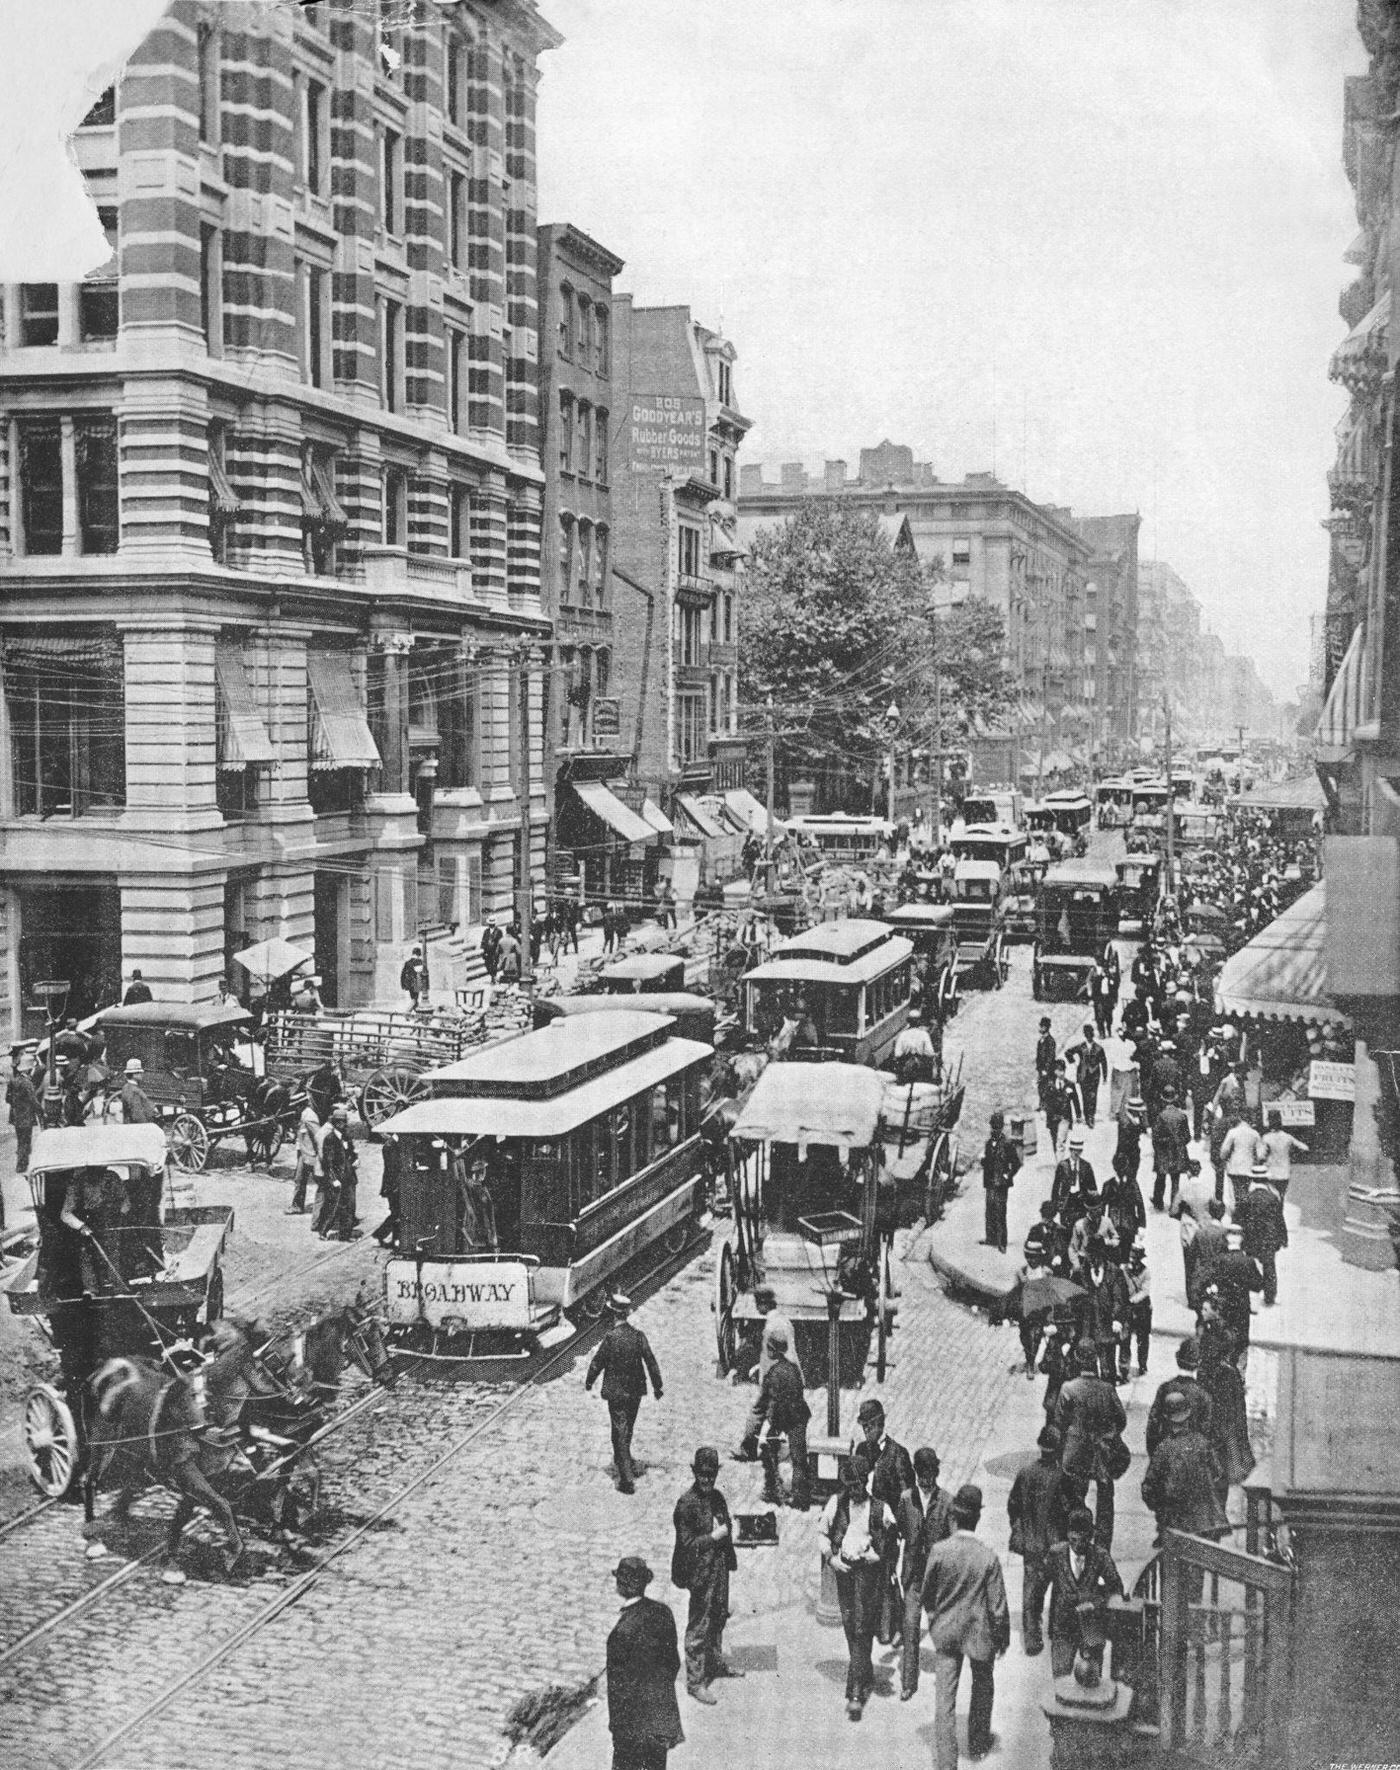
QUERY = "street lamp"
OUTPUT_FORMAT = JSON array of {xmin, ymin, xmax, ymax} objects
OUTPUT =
[
  {"xmin": 33, "ymin": 979, "xmax": 70, "ymax": 1127},
  {"xmin": 886, "ymin": 701, "xmax": 900, "ymax": 826}
]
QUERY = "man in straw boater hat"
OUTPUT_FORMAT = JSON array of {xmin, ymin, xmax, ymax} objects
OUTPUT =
[
  {"xmin": 585, "ymin": 1290, "xmax": 663, "ymax": 1495},
  {"xmin": 670, "ymin": 1447, "xmax": 742, "ymax": 1705},
  {"xmin": 920, "ymin": 1483, "xmax": 1011, "ymax": 1767},
  {"xmin": 1237, "ymin": 1156, "xmax": 1289, "ymax": 1307},
  {"xmin": 606, "ymin": 1555, "xmax": 683, "ymax": 1770}
]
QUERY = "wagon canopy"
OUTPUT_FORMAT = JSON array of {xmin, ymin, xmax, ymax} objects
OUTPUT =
[
  {"xmin": 28, "ymin": 1123, "xmax": 169, "ymax": 1174},
  {"xmin": 731, "ymin": 1062, "xmax": 885, "ymax": 1151}
]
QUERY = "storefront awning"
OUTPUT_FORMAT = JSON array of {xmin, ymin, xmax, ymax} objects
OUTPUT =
[
  {"xmin": 1314, "ymin": 624, "xmax": 1368, "ymax": 764},
  {"xmin": 215, "ymin": 643, "xmax": 275, "ymax": 768},
  {"xmin": 1216, "ymin": 883, "xmax": 1347, "ymax": 1025},
  {"xmin": 641, "ymin": 797, "xmax": 674, "ymax": 835},
  {"xmin": 571, "ymin": 780, "xmax": 655, "ymax": 845},
  {"xmin": 2, "ymin": 631, "xmax": 121, "ymax": 671},
  {"xmin": 675, "ymin": 793, "xmax": 727, "ymax": 841},
  {"xmin": 306, "ymin": 650, "xmax": 381, "ymax": 771},
  {"xmin": 723, "ymin": 787, "xmax": 782, "ymax": 838},
  {"xmin": 1330, "ymin": 289, "xmax": 1390, "ymax": 395},
  {"xmin": 1235, "ymin": 776, "xmax": 1327, "ymax": 814}
]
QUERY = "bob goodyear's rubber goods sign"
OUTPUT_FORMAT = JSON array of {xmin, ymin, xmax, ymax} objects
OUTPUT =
[
  {"xmin": 629, "ymin": 396, "xmax": 706, "ymax": 473},
  {"xmin": 386, "ymin": 1259, "xmax": 532, "ymax": 1330}
]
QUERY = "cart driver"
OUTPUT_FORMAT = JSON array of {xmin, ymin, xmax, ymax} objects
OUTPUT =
[
  {"xmin": 59, "ymin": 1165, "xmax": 129, "ymax": 1297},
  {"xmin": 787, "ymin": 995, "xmax": 820, "ymax": 1053},
  {"xmin": 205, "ymin": 1028, "xmax": 253, "ymax": 1103},
  {"xmin": 452, "ymin": 1148, "xmax": 500, "ymax": 1252}
]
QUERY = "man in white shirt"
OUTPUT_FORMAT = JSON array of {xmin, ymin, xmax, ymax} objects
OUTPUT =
[
  {"xmin": 732, "ymin": 1287, "xmax": 802, "ymax": 1461},
  {"xmin": 1221, "ymin": 1118, "xmax": 1264, "ymax": 1214},
  {"xmin": 1260, "ymin": 1108, "xmax": 1309, "ymax": 1200},
  {"xmin": 287, "ymin": 1098, "xmax": 324, "ymax": 1214}
]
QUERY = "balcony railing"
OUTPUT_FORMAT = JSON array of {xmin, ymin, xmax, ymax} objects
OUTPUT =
[
  {"xmin": 675, "ymin": 572, "xmax": 713, "ymax": 600},
  {"xmin": 359, "ymin": 545, "xmax": 477, "ymax": 604}
]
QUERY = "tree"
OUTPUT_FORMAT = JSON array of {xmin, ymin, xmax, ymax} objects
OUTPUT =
[{"xmin": 739, "ymin": 502, "xmax": 925, "ymax": 810}]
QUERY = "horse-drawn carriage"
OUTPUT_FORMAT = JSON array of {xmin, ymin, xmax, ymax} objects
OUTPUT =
[
  {"xmin": 92, "ymin": 1002, "xmax": 294, "ymax": 1173},
  {"xmin": 0, "ymin": 1120, "xmax": 390, "ymax": 1573},
  {"xmin": 949, "ymin": 860, "xmax": 1009, "ymax": 988},
  {"xmin": 883, "ymin": 902, "xmax": 961, "ymax": 1021},
  {"xmin": 1, "ymin": 1123, "xmax": 231, "ymax": 1498},
  {"xmin": 263, "ymin": 1002, "xmax": 487, "ymax": 1131},
  {"xmin": 715, "ymin": 1063, "xmax": 899, "ymax": 1386},
  {"xmin": 1115, "ymin": 853, "xmax": 1162, "ymax": 931},
  {"xmin": 1032, "ymin": 860, "xmax": 1119, "ymax": 1000}
]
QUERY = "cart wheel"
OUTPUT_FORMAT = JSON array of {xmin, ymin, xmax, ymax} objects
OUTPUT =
[
  {"xmin": 204, "ymin": 1267, "xmax": 224, "ymax": 1325},
  {"xmin": 24, "ymin": 1384, "xmax": 80, "ymax": 1499},
  {"xmin": 169, "ymin": 1112, "xmax": 209, "ymax": 1174},
  {"xmin": 664, "ymin": 1217, "xmax": 690, "ymax": 1256},
  {"xmin": 925, "ymin": 1132, "xmax": 953, "ymax": 1221},
  {"xmin": 360, "ymin": 1068, "xmax": 430, "ymax": 1129},
  {"xmin": 577, "ymin": 1287, "xmax": 609, "ymax": 1323},
  {"xmin": 249, "ymin": 1120, "xmax": 284, "ymax": 1168},
  {"xmin": 714, "ymin": 1240, "xmax": 739, "ymax": 1375},
  {"xmin": 875, "ymin": 1244, "xmax": 890, "ymax": 1383}
]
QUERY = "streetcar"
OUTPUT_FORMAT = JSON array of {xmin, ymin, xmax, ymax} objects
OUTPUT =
[
  {"xmin": 1043, "ymin": 791, "xmax": 1093, "ymax": 843},
  {"xmin": 960, "ymin": 789, "xmax": 1023, "ymax": 830},
  {"xmin": 739, "ymin": 918, "xmax": 914, "ymax": 1068},
  {"xmin": 1094, "ymin": 779, "xmax": 1133, "ymax": 828},
  {"xmin": 1032, "ymin": 860, "xmax": 1120, "ymax": 1000},
  {"xmin": 375, "ymin": 1010, "xmax": 713, "ymax": 1356},
  {"xmin": 883, "ymin": 902, "xmax": 960, "ymax": 1021},
  {"xmin": 533, "ymin": 991, "xmax": 717, "ymax": 1046},
  {"xmin": 593, "ymin": 953, "xmax": 687, "ymax": 995},
  {"xmin": 782, "ymin": 813, "xmax": 895, "ymax": 860},
  {"xmin": 715, "ymin": 1061, "xmax": 897, "ymax": 1386},
  {"xmin": 1115, "ymin": 853, "xmax": 1163, "ymax": 929},
  {"xmin": 949, "ymin": 859, "xmax": 1009, "ymax": 988},
  {"xmin": 949, "ymin": 825, "xmax": 1029, "ymax": 870},
  {"xmin": 1, "ymin": 1122, "xmax": 231, "ymax": 1496}
]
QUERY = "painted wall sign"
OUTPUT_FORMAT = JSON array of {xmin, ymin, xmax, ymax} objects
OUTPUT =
[{"xmin": 629, "ymin": 394, "xmax": 707, "ymax": 473}]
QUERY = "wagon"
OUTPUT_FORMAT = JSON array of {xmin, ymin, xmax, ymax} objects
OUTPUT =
[
  {"xmin": 879, "ymin": 1050, "xmax": 966, "ymax": 1229},
  {"xmin": 716, "ymin": 1063, "xmax": 898, "ymax": 1386},
  {"xmin": 949, "ymin": 859, "xmax": 1009, "ymax": 988},
  {"xmin": 93, "ymin": 1002, "xmax": 293, "ymax": 1174},
  {"xmin": 1032, "ymin": 860, "xmax": 1120, "ymax": 1001},
  {"xmin": 883, "ymin": 902, "xmax": 961, "ymax": 1020},
  {"xmin": 0, "ymin": 1122, "xmax": 231, "ymax": 1497},
  {"xmin": 263, "ymin": 1003, "xmax": 487, "ymax": 1130}
]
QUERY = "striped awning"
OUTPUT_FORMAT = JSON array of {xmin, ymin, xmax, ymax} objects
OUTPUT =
[
  {"xmin": 571, "ymin": 780, "xmax": 655, "ymax": 846},
  {"xmin": 1330, "ymin": 289, "xmax": 1390, "ymax": 396},
  {"xmin": 306, "ymin": 650, "xmax": 381, "ymax": 771},
  {"xmin": 2, "ymin": 631, "xmax": 121, "ymax": 671},
  {"xmin": 641, "ymin": 797, "xmax": 674, "ymax": 835},
  {"xmin": 1314, "ymin": 624, "xmax": 1368, "ymax": 763},
  {"xmin": 675, "ymin": 793, "xmax": 727, "ymax": 841},
  {"xmin": 1216, "ymin": 883, "xmax": 1347, "ymax": 1025},
  {"xmin": 215, "ymin": 643, "xmax": 275, "ymax": 768}
]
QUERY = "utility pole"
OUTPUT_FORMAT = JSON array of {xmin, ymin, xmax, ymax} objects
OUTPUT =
[
  {"xmin": 887, "ymin": 711, "xmax": 899, "ymax": 826},
  {"xmin": 764, "ymin": 694, "xmax": 776, "ymax": 894},
  {"xmin": 1163, "ymin": 693, "xmax": 1175, "ymax": 900}
]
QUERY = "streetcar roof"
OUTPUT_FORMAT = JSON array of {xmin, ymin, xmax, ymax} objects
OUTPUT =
[
  {"xmin": 954, "ymin": 859, "xmax": 1003, "ymax": 882},
  {"xmin": 1041, "ymin": 860, "xmax": 1119, "ymax": 890},
  {"xmin": 378, "ymin": 1031, "xmax": 711, "ymax": 1139},
  {"xmin": 885, "ymin": 903, "xmax": 957, "ymax": 929},
  {"xmin": 599, "ymin": 954, "xmax": 686, "ymax": 984},
  {"xmin": 96, "ymin": 1002, "xmax": 253, "ymax": 1032},
  {"xmin": 540, "ymin": 992, "xmax": 714, "ymax": 1025},
  {"xmin": 745, "ymin": 933, "xmax": 913, "ymax": 988},
  {"xmin": 771, "ymin": 918, "xmax": 900, "ymax": 962},
  {"xmin": 731, "ymin": 1062, "xmax": 886, "ymax": 1149},
  {"xmin": 28, "ymin": 1123, "xmax": 169, "ymax": 1174}
]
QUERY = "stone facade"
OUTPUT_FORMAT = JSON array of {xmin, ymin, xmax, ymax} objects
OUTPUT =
[{"xmin": 0, "ymin": 0, "xmax": 557, "ymax": 1031}]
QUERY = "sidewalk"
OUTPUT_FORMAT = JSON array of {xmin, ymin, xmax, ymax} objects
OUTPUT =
[
  {"xmin": 923, "ymin": 1030, "xmax": 1400, "ymax": 1362},
  {"xmin": 543, "ymin": 1220, "xmax": 1165, "ymax": 1770}
]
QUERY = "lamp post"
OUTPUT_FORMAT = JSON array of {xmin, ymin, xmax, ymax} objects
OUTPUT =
[
  {"xmin": 34, "ymin": 979, "xmax": 70, "ymax": 1128},
  {"xmin": 886, "ymin": 701, "xmax": 900, "ymax": 826}
]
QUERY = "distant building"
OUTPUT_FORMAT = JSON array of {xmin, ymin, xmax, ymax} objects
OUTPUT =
[
  {"xmin": 1137, "ymin": 562, "xmax": 1277, "ymax": 753},
  {"xmin": 1068, "ymin": 513, "xmax": 1141, "ymax": 756},
  {"xmin": 609, "ymin": 300, "xmax": 752, "ymax": 885},
  {"xmin": 0, "ymin": 0, "xmax": 558, "ymax": 1029}
]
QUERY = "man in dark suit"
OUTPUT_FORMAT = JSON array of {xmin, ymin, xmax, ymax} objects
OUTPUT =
[
  {"xmin": 921, "ymin": 1485, "xmax": 1011, "ymax": 1769},
  {"xmin": 1007, "ymin": 1424, "xmax": 1074, "ymax": 1657},
  {"xmin": 898, "ymin": 1446, "xmax": 956, "ymax": 1699},
  {"xmin": 853, "ymin": 1396, "xmax": 916, "ymax": 1640},
  {"xmin": 1054, "ymin": 1341, "xmax": 1127, "ymax": 1550},
  {"xmin": 1212, "ymin": 1228, "xmax": 1264, "ymax": 1367},
  {"xmin": 586, "ymin": 1292, "xmax": 664, "ymax": 1494},
  {"xmin": 1142, "ymin": 1392, "xmax": 1230, "ymax": 1550},
  {"xmin": 1045, "ymin": 1506, "xmax": 1124, "ymax": 1677},
  {"xmin": 980, "ymin": 1111, "xmax": 1021, "ymax": 1252},
  {"xmin": 670, "ymin": 1447, "xmax": 740, "ymax": 1704},
  {"xmin": 121, "ymin": 969, "xmax": 153, "ymax": 1005},
  {"xmin": 753, "ymin": 1327, "xmax": 811, "ymax": 1508},
  {"xmin": 1050, "ymin": 1132, "xmax": 1097, "ymax": 1221},
  {"xmin": 1146, "ymin": 1340, "xmax": 1214, "ymax": 1456},
  {"xmin": 1237, "ymin": 1163, "xmax": 1288, "ymax": 1305},
  {"xmin": 1065, "ymin": 1024, "xmax": 1109, "ymax": 1128},
  {"xmin": 1034, "ymin": 1017, "xmax": 1057, "ymax": 1112},
  {"xmin": 1042, "ymin": 1062, "xmax": 1078, "ymax": 1161},
  {"xmin": 606, "ymin": 1556, "xmax": 684, "ymax": 1770}
]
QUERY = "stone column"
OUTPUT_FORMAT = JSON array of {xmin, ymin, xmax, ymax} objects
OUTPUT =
[{"xmin": 1341, "ymin": 1037, "xmax": 1400, "ymax": 1269}]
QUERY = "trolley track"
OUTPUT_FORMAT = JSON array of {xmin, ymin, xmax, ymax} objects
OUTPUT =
[{"xmin": 0, "ymin": 1228, "xmax": 706, "ymax": 1767}]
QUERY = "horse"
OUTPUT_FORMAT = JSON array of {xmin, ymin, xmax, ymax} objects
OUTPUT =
[{"xmin": 85, "ymin": 1300, "xmax": 391, "ymax": 1578}]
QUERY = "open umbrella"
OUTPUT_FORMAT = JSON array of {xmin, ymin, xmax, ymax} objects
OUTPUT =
[
  {"xmin": 1184, "ymin": 932, "xmax": 1225, "ymax": 956},
  {"xmin": 233, "ymin": 937, "xmax": 314, "ymax": 986},
  {"xmin": 1020, "ymin": 1273, "xmax": 1086, "ymax": 1316}
]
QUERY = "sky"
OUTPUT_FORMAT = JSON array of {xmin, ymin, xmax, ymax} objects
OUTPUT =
[
  {"xmin": 0, "ymin": 0, "xmax": 1367, "ymax": 703},
  {"xmin": 535, "ymin": 0, "xmax": 1367, "ymax": 702}
]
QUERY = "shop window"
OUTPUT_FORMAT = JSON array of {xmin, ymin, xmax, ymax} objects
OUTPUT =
[{"xmin": 19, "ymin": 285, "xmax": 58, "ymax": 347}]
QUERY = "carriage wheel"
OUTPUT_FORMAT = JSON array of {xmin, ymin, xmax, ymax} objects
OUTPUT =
[
  {"xmin": 169, "ymin": 1112, "xmax": 209, "ymax": 1174},
  {"xmin": 875, "ymin": 1244, "xmax": 890, "ymax": 1384},
  {"xmin": 925, "ymin": 1132, "xmax": 953, "ymax": 1222},
  {"xmin": 714, "ymin": 1241, "xmax": 739, "ymax": 1375},
  {"xmin": 248, "ymin": 1118, "xmax": 284, "ymax": 1168},
  {"xmin": 664, "ymin": 1217, "xmax": 690, "ymax": 1257},
  {"xmin": 203, "ymin": 1267, "xmax": 224, "ymax": 1326},
  {"xmin": 360, "ymin": 1067, "xmax": 431, "ymax": 1129},
  {"xmin": 24, "ymin": 1384, "xmax": 80, "ymax": 1499},
  {"xmin": 576, "ymin": 1287, "xmax": 609, "ymax": 1323}
]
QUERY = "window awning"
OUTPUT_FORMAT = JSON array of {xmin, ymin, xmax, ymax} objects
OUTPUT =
[
  {"xmin": 306, "ymin": 650, "xmax": 381, "ymax": 771},
  {"xmin": 674, "ymin": 793, "xmax": 727, "ymax": 841},
  {"xmin": 215, "ymin": 643, "xmax": 275, "ymax": 768},
  {"xmin": 301, "ymin": 452, "xmax": 348, "ymax": 529},
  {"xmin": 209, "ymin": 451, "xmax": 240, "ymax": 519},
  {"xmin": 700, "ymin": 794, "xmax": 748, "ymax": 836},
  {"xmin": 723, "ymin": 787, "xmax": 782, "ymax": 838},
  {"xmin": 571, "ymin": 780, "xmax": 655, "ymax": 845},
  {"xmin": 641, "ymin": 797, "xmax": 674, "ymax": 835},
  {"xmin": 1330, "ymin": 289, "xmax": 1390, "ymax": 395},
  {"xmin": 1215, "ymin": 883, "xmax": 1347, "ymax": 1025},
  {"xmin": 3, "ymin": 631, "xmax": 122, "ymax": 671},
  {"xmin": 1314, "ymin": 624, "xmax": 1368, "ymax": 764}
]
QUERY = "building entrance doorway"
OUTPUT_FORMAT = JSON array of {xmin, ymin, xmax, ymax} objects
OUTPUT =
[
  {"xmin": 17, "ymin": 879, "xmax": 121, "ymax": 1036},
  {"xmin": 314, "ymin": 870, "xmax": 344, "ymax": 1009}
]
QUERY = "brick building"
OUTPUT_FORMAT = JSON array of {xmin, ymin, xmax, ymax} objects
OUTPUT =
[
  {"xmin": 1067, "ymin": 511, "xmax": 1140, "ymax": 759},
  {"xmin": 0, "ymin": 0, "xmax": 559, "ymax": 1031},
  {"xmin": 536, "ymin": 222, "xmax": 660, "ymax": 908},
  {"xmin": 609, "ymin": 300, "xmax": 751, "ymax": 883}
]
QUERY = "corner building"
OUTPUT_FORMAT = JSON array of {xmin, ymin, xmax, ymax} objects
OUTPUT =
[{"xmin": 0, "ymin": 0, "xmax": 559, "ymax": 1032}]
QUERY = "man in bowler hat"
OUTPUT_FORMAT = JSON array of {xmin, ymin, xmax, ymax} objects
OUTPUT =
[
  {"xmin": 586, "ymin": 1292, "xmax": 663, "ymax": 1494},
  {"xmin": 606, "ymin": 1556, "xmax": 684, "ymax": 1770},
  {"xmin": 671, "ymin": 1447, "xmax": 742, "ymax": 1704}
]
